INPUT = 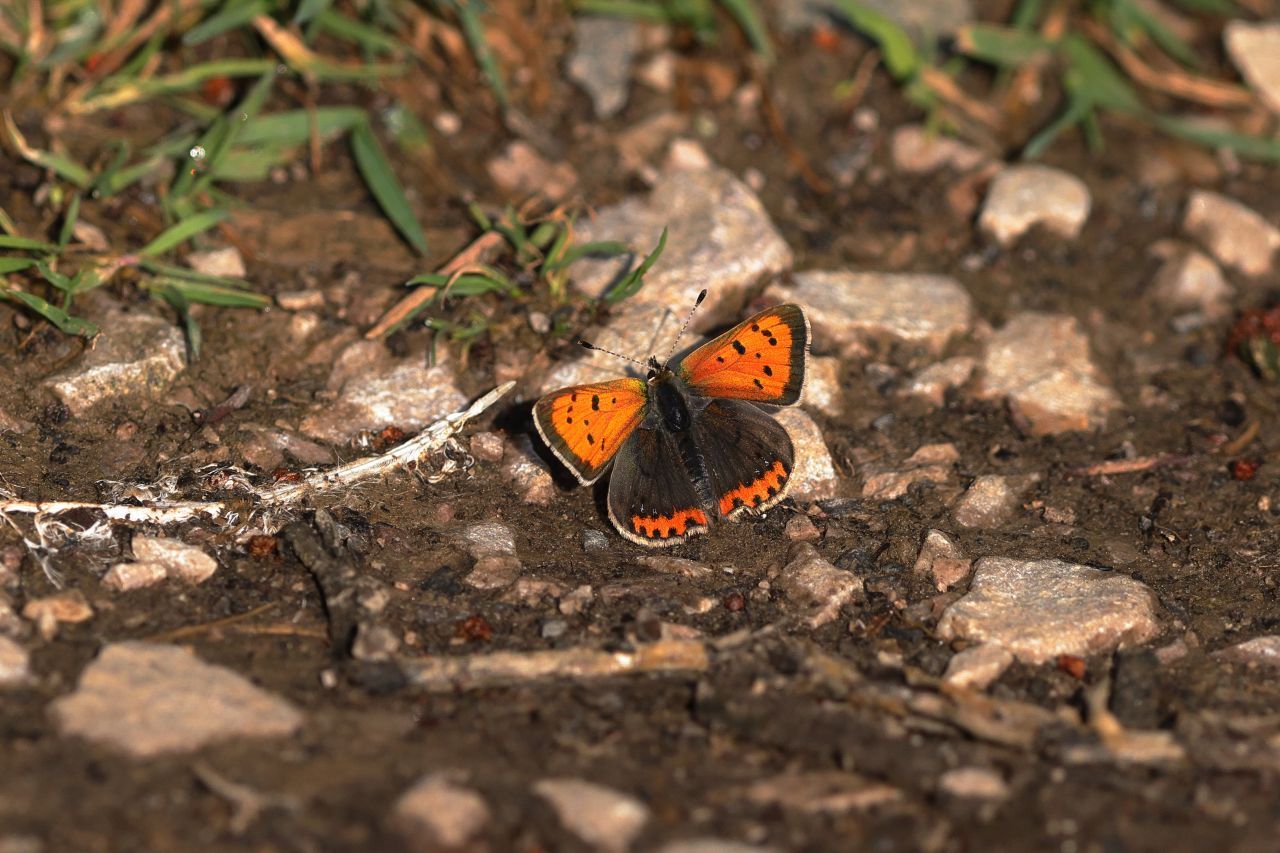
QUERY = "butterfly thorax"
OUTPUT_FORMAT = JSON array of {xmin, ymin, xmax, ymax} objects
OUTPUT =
[{"xmin": 649, "ymin": 367, "xmax": 692, "ymax": 432}]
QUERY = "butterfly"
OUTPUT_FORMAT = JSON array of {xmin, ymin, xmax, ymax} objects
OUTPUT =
[{"xmin": 533, "ymin": 293, "xmax": 810, "ymax": 546}]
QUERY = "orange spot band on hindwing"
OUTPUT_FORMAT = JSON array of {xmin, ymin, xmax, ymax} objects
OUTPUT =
[
  {"xmin": 719, "ymin": 460, "xmax": 789, "ymax": 515},
  {"xmin": 631, "ymin": 507, "xmax": 709, "ymax": 540}
]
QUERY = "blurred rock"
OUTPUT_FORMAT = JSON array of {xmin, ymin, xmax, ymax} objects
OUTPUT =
[
  {"xmin": 534, "ymin": 777, "xmax": 650, "ymax": 853},
  {"xmin": 101, "ymin": 561, "xmax": 168, "ymax": 592},
  {"xmin": 979, "ymin": 165, "xmax": 1091, "ymax": 246},
  {"xmin": 942, "ymin": 644, "xmax": 1013, "ymax": 690},
  {"xmin": 784, "ymin": 514, "xmax": 821, "ymax": 542},
  {"xmin": 861, "ymin": 443, "xmax": 959, "ymax": 500},
  {"xmin": 953, "ymin": 474, "xmax": 1039, "ymax": 529},
  {"xmin": 0, "ymin": 406, "xmax": 33, "ymax": 434},
  {"xmin": 132, "ymin": 535, "xmax": 218, "ymax": 584},
  {"xmin": 616, "ymin": 113, "xmax": 690, "ymax": 177},
  {"xmin": 776, "ymin": 408, "xmax": 839, "ymax": 502},
  {"xmin": 637, "ymin": 556, "xmax": 713, "ymax": 579},
  {"xmin": 1212, "ymin": 635, "xmax": 1280, "ymax": 667},
  {"xmin": 656, "ymin": 841, "xmax": 778, "ymax": 853},
  {"xmin": 572, "ymin": 164, "xmax": 792, "ymax": 331},
  {"xmin": 636, "ymin": 51, "xmax": 676, "ymax": 93},
  {"xmin": 777, "ymin": 543, "xmax": 862, "ymax": 628},
  {"xmin": 488, "ymin": 141, "xmax": 578, "ymax": 203},
  {"xmin": 744, "ymin": 770, "xmax": 902, "ymax": 814},
  {"xmin": 1149, "ymin": 248, "xmax": 1233, "ymax": 318},
  {"xmin": 800, "ymin": 355, "xmax": 842, "ymax": 416},
  {"xmin": 913, "ymin": 529, "xmax": 969, "ymax": 592},
  {"xmin": 1183, "ymin": 190, "xmax": 1280, "ymax": 276},
  {"xmin": 351, "ymin": 624, "xmax": 400, "ymax": 662},
  {"xmin": 978, "ymin": 312, "xmax": 1120, "ymax": 435},
  {"xmin": 938, "ymin": 557, "xmax": 1160, "ymax": 664},
  {"xmin": 457, "ymin": 522, "xmax": 517, "ymax": 559},
  {"xmin": 238, "ymin": 425, "xmax": 334, "ymax": 470},
  {"xmin": 0, "ymin": 636, "xmax": 30, "ymax": 686},
  {"xmin": 891, "ymin": 125, "xmax": 987, "ymax": 174},
  {"xmin": 503, "ymin": 436, "xmax": 557, "ymax": 505},
  {"xmin": 51, "ymin": 642, "xmax": 303, "ymax": 757},
  {"xmin": 898, "ymin": 356, "xmax": 976, "ymax": 408},
  {"xmin": 187, "ymin": 247, "xmax": 245, "ymax": 278},
  {"xmin": 568, "ymin": 16, "xmax": 640, "ymax": 119},
  {"xmin": 537, "ymin": 301, "xmax": 668, "ymax": 394},
  {"xmin": 393, "ymin": 773, "xmax": 490, "ymax": 850},
  {"xmin": 44, "ymin": 309, "xmax": 185, "ymax": 416},
  {"xmin": 1224, "ymin": 21, "xmax": 1280, "ymax": 116},
  {"xmin": 938, "ymin": 767, "xmax": 1010, "ymax": 801},
  {"xmin": 301, "ymin": 344, "xmax": 465, "ymax": 444},
  {"xmin": 22, "ymin": 590, "xmax": 93, "ymax": 640},
  {"xmin": 767, "ymin": 271, "xmax": 973, "ymax": 357},
  {"xmin": 469, "ymin": 431, "xmax": 505, "ymax": 463},
  {"xmin": 466, "ymin": 555, "xmax": 523, "ymax": 590}
]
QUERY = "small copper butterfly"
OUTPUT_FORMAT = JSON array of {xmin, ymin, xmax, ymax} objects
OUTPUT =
[{"xmin": 534, "ymin": 292, "xmax": 811, "ymax": 546}]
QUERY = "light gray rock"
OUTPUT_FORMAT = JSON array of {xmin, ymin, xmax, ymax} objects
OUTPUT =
[
  {"xmin": 502, "ymin": 436, "xmax": 556, "ymax": 505},
  {"xmin": 465, "ymin": 555, "xmax": 523, "ymax": 590},
  {"xmin": 393, "ymin": 773, "xmax": 490, "ymax": 850},
  {"xmin": 571, "ymin": 164, "xmax": 792, "ymax": 331},
  {"xmin": 637, "ymin": 556, "xmax": 714, "ymax": 579},
  {"xmin": 0, "ymin": 406, "xmax": 33, "ymax": 434},
  {"xmin": 800, "ymin": 355, "xmax": 842, "ymax": 416},
  {"xmin": 937, "ymin": 557, "xmax": 1161, "ymax": 665},
  {"xmin": 132, "ymin": 535, "xmax": 218, "ymax": 584},
  {"xmin": 1183, "ymin": 190, "xmax": 1280, "ymax": 276},
  {"xmin": 767, "ymin": 271, "xmax": 973, "ymax": 357},
  {"xmin": 937, "ymin": 766, "xmax": 1010, "ymax": 801},
  {"xmin": 942, "ymin": 644, "xmax": 1013, "ymax": 690},
  {"xmin": 488, "ymin": 141, "xmax": 578, "ymax": 202},
  {"xmin": 101, "ymin": 561, "xmax": 168, "ymax": 592},
  {"xmin": 300, "ymin": 357, "xmax": 466, "ymax": 444},
  {"xmin": 978, "ymin": 312, "xmax": 1120, "ymax": 435},
  {"xmin": 568, "ymin": 16, "xmax": 640, "ymax": 119},
  {"xmin": 187, "ymin": 247, "xmax": 245, "ymax": 278},
  {"xmin": 953, "ymin": 474, "xmax": 1039, "ymax": 529},
  {"xmin": 43, "ymin": 309, "xmax": 185, "ymax": 415},
  {"xmin": 898, "ymin": 356, "xmax": 976, "ymax": 408},
  {"xmin": 534, "ymin": 777, "xmax": 650, "ymax": 853},
  {"xmin": 979, "ymin": 165, "xmax": 1091, "ymax": 246},
  {"xmin": 861, "ymin": 443, "xmax": 959, "ymax": 500},
  {"xmin": 777, "ymin": 543, "xmax": 862, "ymax": 628},
  {"xmin": 457, "ymin": 521, "xmax": 517, "ymax": 559},
  {"xmin": 1225, "ymin": 21, "xmax": 1280, "ymax": 116},
  {"xmin": 51, "ymin": 642, "xmax": 303, "ymax": 757},
  {"xmin": 1150, "ymin": 249, "xmax": 1233, "ymax": 318},
  {"xmin": 744, "ymin": 770, "xmax": 902, "ymax": 813},
  {"xmin": 913, "ymin": 529, "xmax": 970, "ymax": 592},
  {"xmin": 0, "ymin": 636, "xmax": 30, "ymax": 686},
  {"xmin": 776, "ymin": 408, "xmax": 839, "ymax": 502},
  {"xmin": 891, "ymin": 124, "xmax": 988, "ymax": 174},
  {"xmin": 1213, "ymin": 635, "xmax": 1280, "ymax": 667}
]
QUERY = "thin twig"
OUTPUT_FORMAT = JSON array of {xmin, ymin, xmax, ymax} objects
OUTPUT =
[
  {"xmin": 1070, "ymin": 454, "xmax": 1187, "ymax": 477},
  {"xmin": 144, "ymin": 602, "xmax": 277, "ymax": 643}
]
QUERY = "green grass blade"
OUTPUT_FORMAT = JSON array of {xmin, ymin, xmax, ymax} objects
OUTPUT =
[
  {"xmin": 350, "ymin": 121, "xmax": 429, "ymax": 256},
  {"xmin": 1061, "ymin": 35, "xmax": 1142, "ymax": 114},
  {"xmin": 1023, "ymin": 97, "xmax": 1093, "ymax": 159},
  {"xmin": 954, "ymin": 24, "xmax": 1052, "ymax": 66},
  {"xmin": 1167, "ymin": 0, "xmax": 1233, "ymax": 12},
  {"xmin": 57, "ymin": 194, "xmax": 81, "ymax": 249},
  {"xmin": 1112, "ymin": 0, "xmax": 1197, "ymax": 68},
  {"xmin": 603, "ymin": 227, "xmax": 666, "ymax": 304},
  {"xmin": 183, "ymin": 0, "xmax": 269, "ymax": 46},
  {"xmin": 143, "ymin": 277, "xmax": 269, "ymax": 308},
  {"xmin": 0, "ymin": 258, "xmax": 36, "ymax": 274},
  {"xmin": 0, "ymin": 287, "xmax": 99, "ymax": 337},
  {"xmin": 236, "ymin": 106, "xmax": 367, "ymax": 147},
  {"xmin": 314, "ymin": 8, "xmax": 404, "ymax": 56},
  {"xmin": 449, "ymin": 0, "xmax": 509, "ymax": 108},
  {"xmin": 1154, "ymin": 115, "xmax": 1280, "ymax": 163},
  {"xmin": 573, "ymin": 0, "xmax": 671, "ymax": 21},
  {"xmin": 0, "ymin": 236, "xmax": 55, "ymax": 252},
  {"xmin": 827, "ymin": 0, "xmax": 920, "ymax": 81},
  {"xmin": 544, "ymin": 240, "xmax": 629, "ymax": 271},
  {"xmin": 157, "ymin": 283, "xmax": 202, "ymax": 359},
  {"xmin": 717, "ymin": 0, "xmax": 774, "ymax": 61},
  {"xmin": 140, "ymin": 209, "xmax": 229, "ymax": 257},
  {"xmin": 294, "ymin": 0, "xmax": 336, "ymax": 24},
  {"xmin": 3, "ymin": 112, "xmax": 93, "ymax": 187}
]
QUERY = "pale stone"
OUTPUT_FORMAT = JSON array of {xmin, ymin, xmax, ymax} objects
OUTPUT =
[
  {"xmin": 186, "ymin": 247, "xmax": 246, "ymax": 278},
  {"xmin": 534, "ymin": 778, "xmax": 650, "ymax": 853},
  {"xmin": 938, "ymin": 766, "xmax": 1010, "ymax": 800},
  {"xmin": 942, "ymin": 644, "xmax": 1014, "ymax": 690},
  {"xmin": 1183, "ymin": 190, "xmax": 1280, "ymax": 276},
  {"xmin": 393, "ymin": 773, "xmax": 490, "ymax": 850},
  {"xmin": 488, "ymin": 141, "xmax": 578, "ymax": 202},
  {"xmin": 1213, "ymin": 635, "xmax": 1280, "ymax": 667},
  {"xmin": 465, "ymin": 556, "xmax": 523, "ymax": 590},
  {"xmin": 571, "ymin": 165, "xmax": 792, "ymax": 332},
  {"xmin": 953, "ymin": 474, "xmax": 1039, "ymax": 529},
  {"xmin": 502, "ymin": 436, "xmax": 556, "ymax": 505},
  {"xmin": 1150, "ymin": 249, "xmax": 1233, "ymax": 317},
  {"xmin": 568, "ymin": 16, "xmax": 640, "ymax": 118},
  {"xmin": 1224, "ymin": 21, "xmax": 1280, "ymax": 116},
  {"xmin": 101, "ymin": 561, "xmax": 168, "ymax": 592},
  {"xmin": 43, "ymin": 309, "xmax": 185, "ymax": 415},
  {"xmin": 913, "ymin": 529, "xmax": 965, "ymax": 576},
  {"xmin": 777, "ymin": 544, "xmax": 862, "ymax": 628},
  {"xmin": 457, "ymin": 521, "xmax": 517, "ymax": 559},
  {"xmin": 132, "ymin": 536, "xmax": 218, "ymax": 584},
  {"xmin": 744, "ymin": 770, "xmax": 902, "ymax": 814},
  {"xmin": 898, "ymin": 356, "xmax": 976, "ymax": 408},
  {"xmin": 861, "ymin": 443, "xmax": 958, "ymax": 500},
  {"xmin": 937, "ymin": 557, "xmax": 1161, "ymax": 664},
  {"xmin": 767, "ymin": 271, "xmax": 973, "ymax": 357},
  {"xmin": 657, "ymin": 841, "xmax": 779, "ymax": 853},
  {"xmin": 979, "ymin": 165, "xmax": 1091, "ymax": 245},
  {"xmin": 51, "ymin": 642, "xmax": 303, "ymax": 757},
  {"xmin": 978, "ymin": 312, "xmax": 1120, "ymax": 435},
  {"xmin": 800, "ymin": 355, "xmax": 842, "ymax": 416},
  {"xmin": 891, "ymin": 125, "xmax": 988, "ymax": 174},
  {"xmin": 301, "ymin": 360, "xmax": 466, "ymax": 444},
  {"xmin": 637, "ymin": 556, "xmax": 714, "ymax": 578},
  {"xmin": 776, "ymin": 408, "xmax": 839, "ymax": 502},
  {"xmin": 0, "ymin": 636, "xmax": 31, "ymax": 686},
  {"xmin": 22, "ymin": 590, "xmax": 93, "ymax": 640}
]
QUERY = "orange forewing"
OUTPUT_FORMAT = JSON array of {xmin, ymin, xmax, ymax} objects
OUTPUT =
[
  {"xmin": 532, "ymin": 378, "xmax": 648, "ymax": 484},
  {"xmin": 676, "ymin": 304, "xmax": 809, "ymax": 404}
]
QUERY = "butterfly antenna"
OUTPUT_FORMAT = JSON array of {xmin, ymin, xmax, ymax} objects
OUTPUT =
[
  {"xmin": 577, "ymin": 339, "xmax": 646, "ymax": 368},
  {"xmin": 663, "ymin": 289, "xmax": 708, "ymax": 365}
]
